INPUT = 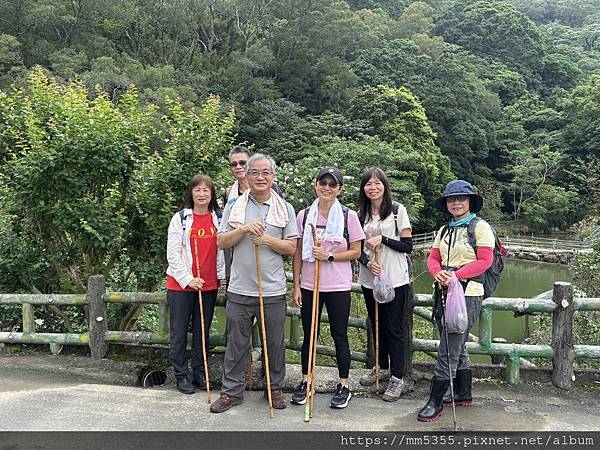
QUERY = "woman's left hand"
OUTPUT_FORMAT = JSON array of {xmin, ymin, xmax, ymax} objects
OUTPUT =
[
  {"xmin": 366, "ymin": 235, "xmax": 382, "ymax": 251},
  {"xmin": 311, "ymin": 245, "xmax": 328, "ymax": 261}
]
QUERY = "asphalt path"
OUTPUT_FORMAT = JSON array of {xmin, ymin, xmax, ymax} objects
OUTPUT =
[{"xmin": 1, "ymin": 365, "xmax": 599, "ymax": 433}]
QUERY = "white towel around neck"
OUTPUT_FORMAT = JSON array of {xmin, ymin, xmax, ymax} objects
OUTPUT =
[{"xmin": 302, "ymin": 198, "xmax": 345, "ymax": 262}]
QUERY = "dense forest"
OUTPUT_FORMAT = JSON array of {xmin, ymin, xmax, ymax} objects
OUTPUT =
[{"xmin": 0, "ymin": 0, "xmax": 599, "ymax": 298}]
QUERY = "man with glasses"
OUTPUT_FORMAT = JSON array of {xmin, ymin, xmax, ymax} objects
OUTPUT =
[
  {"xmin": 210, "ymin": 153, "xmax": 298, "ymax": 413},
  {"xmin": 222, "ymin": 145, "xmax": 284, "ymax": 209}
]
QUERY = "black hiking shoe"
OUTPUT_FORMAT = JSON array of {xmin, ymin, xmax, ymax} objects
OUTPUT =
[
  {"xmin": 192, "ymin": 371, "xmax": 206, "ymax": 390},
  {"xmin": 330, "ymin": 383, "xmax": 352, "ymax": 409},
  {"xmin": 176, "ymin": 377, "xmax": 195, "ymax": 394},
  {"xmin": 291, "ymin": 380, "xmax": 308, "ymax": 405}
]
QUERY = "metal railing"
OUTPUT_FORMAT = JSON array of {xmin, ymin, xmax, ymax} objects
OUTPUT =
[
  {"xmin": 1, "ymin": 275, "xmax": 599, "ymax": 389},
  {"xmin": 411, "ymin": 230, "xmax": 594, "ymax": 252}
]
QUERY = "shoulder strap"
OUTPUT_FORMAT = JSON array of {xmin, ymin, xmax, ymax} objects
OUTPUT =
[
  {"xmin": 391, "ymin": 201, "xmax": 400, "ymax": 237},
  {"xmin": 466, "ymin": 216, "xmax": 481, "ymax": 250},
  {"xmin": 341, "ymin": 204, "xmax": 349, "ymax": 249},
  {"xmin": 302, "ymin": 207, "xmax": 310, "ymax": 230},
  {"xmin": 179, "ymin": 209, "xmax": 186, "ymax": 229},
  {"xmin": 440, "ymin": 224, "xmax": 449, "ymax": 240}
]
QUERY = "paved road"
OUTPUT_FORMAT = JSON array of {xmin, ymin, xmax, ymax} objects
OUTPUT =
[{"xmin": 1, "ymin": 365, "xmax": 599, "ymax": 432}]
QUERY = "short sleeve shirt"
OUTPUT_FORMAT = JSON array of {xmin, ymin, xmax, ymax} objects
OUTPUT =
[
  {"xmin": 431, "ymin": 219, "xmax": 494, "ymax": 296},
  {"xmin": 297, "ymin": 208, "xmax": 365, "ymax": 292},
  {"xmin": 219, "ymin": 194, "xmax": 298, "ymax": 301},
  {"xmin": 359, "ymin": 203, "xmax": 412, "ymax": 289}
]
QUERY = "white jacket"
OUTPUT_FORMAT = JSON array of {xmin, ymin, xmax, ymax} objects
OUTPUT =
[{"xmin": 166, "ymin": 208, "xmax": 225, "ymax": 289}]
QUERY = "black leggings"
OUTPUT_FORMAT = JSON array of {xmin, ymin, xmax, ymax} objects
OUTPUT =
[
  {"xmin": 362, "ymin": 284, "xmax": 409, "ymax": 379},
  {"xmin": 167, "ymin": 289, "xmax": 217, "ymax": 379},
  {"xmin": 300, "ymin": 289, "xmax": 351, "ymax": 379}
]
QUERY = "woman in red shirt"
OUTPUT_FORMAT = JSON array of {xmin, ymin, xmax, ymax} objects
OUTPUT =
[{"xmin": 166, "ymin": 174, "xmax": 225, "ymax": 394}]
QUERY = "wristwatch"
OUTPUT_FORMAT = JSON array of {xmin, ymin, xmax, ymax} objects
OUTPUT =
[{"xmin": 327, "ymin": 252, "xmax": 335, "ymax": 262}]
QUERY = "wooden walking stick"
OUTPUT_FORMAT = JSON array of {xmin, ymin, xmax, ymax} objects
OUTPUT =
[
  {"xmin": 193, "ymin": 240, "xmax": 211, "ymax": 403},
  {"xmin": 304, "ymin": 223, "xmax": 320, "ymax": 422},
  {"xmin": 375, "ymin": 247, "xmax": 380, "ymax": 396},
  {"xmin": 255, "ymin": 244, "xmax": 274, "ymax": 418}
]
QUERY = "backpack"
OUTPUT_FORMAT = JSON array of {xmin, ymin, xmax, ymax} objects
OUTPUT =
[{"xmin": 440, "ymin": 217, "xmax": 507, "ymax": 298}]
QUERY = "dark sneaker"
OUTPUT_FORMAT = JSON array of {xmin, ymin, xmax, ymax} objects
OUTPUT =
[
  {"xmin": 176, "ymin": 377, "xmax": 195, "ymax": 394},
  {"xmin": 210, "ymin": 394, "xmax": 243, "ymax": 413},
  {"xmin": 291, "ymin": 381, "xmax": 308, "ymax": 405},
  {"xmin": 264, "ymin": 388, "xmax": 287, "ymax": 409},
  {"xmin": 330, "ymin": 383, "xmax": 352, "ymax": 409},
  {"xmin": 192, "ymin": 371, "xmax": 206, "ymax": 390},
  {"xmin": 359, "ymin": 367, "xmax": 391, "ymax": 386}
]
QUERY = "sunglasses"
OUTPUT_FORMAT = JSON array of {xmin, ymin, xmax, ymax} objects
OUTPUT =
[
  {"xmin": 229, "ymin": 160, "xmax": 247, "ymax": 168},
  {"xmin": 318, "ymin": 179, "xmax": 339, "ymax": 189},
  {"xmin": 446, "ymin": 195, "xmax": 469, "ymax": 203}
]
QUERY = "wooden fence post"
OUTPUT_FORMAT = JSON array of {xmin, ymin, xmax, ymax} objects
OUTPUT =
[
  {"xmin": 551, "ymin": 282, "xmax": 574, "ymax": 389},
  {"xmin": 87, "ymin": 275, "xmax": 107, "ymax": 359}
]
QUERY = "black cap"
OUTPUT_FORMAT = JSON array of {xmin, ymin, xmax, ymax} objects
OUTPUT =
[{"xmin": 316, "ymin": 167, "xmax": 343, "ymax": 186}]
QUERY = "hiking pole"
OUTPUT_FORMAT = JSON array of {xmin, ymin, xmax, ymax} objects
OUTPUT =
[
  {"xmin": 193, "ymin": 240, "xmax": 211, "ymax": 403},
  {"xmin": 374, "ymin": 247, "xmax": 380, "ymax": 396},
  {"xmin": 440, "ymin": 284, "xmax": 458, "ymax": 431},
  {"xmin": 305, "ymin": 223, "xmax": 320, "ymax": 422},
  {"xmin": 255, "ymin": 244, "xmax": 274, "ymax": 418}
]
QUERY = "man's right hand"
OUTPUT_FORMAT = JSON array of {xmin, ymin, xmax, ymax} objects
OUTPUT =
[{"xmin": 244, "ymin": 220, "xmax": 266, "ymax": 237}]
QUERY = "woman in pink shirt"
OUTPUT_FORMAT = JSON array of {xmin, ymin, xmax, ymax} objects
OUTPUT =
[{"xmin": 291, "ymin": 167, "xmax": 365, "ymax": 409}]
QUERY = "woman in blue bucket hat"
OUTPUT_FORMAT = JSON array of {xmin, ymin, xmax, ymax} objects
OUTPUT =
[{"xmin": 417, "ymin": 180, "xmax": 494, "ymax": 422}]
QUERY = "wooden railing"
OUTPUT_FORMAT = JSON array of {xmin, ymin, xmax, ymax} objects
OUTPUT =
[{"xmin": 1, "ymin": 275, "xmax": 599, "ymax": 389}]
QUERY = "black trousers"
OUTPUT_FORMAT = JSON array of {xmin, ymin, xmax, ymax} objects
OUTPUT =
[
  {"xmin": 167, "ymin": 289, "xmax": 217, "ymax": 380},
  {"xmin": 300, "ymin": 289, "xmax": 351, "ymax": 379},
  {"xmin": 362, "ymin": 284, "xmax": 409, "ymax": 379}
]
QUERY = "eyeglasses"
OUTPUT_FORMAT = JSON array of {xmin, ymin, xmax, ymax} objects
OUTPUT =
[
  {"xmin": 318, "ymin": 179, "xmax": 339, "ymax": 189},
  {"xmin": 229, "ymin": 160, "xmax": 247, "ymax": 168},
  {"xmin": 446, "ymin": 195, "xmax": 469, "ymax": 203},
  {"xmin": 247, "ymin": 170, "xmax": 273, "ymax": 178}
]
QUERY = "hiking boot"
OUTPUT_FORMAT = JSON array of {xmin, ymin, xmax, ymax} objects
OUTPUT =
[
  {"xmin": 359, "ymin": 366, "xmax": 391, "ymax": 386},
  {"xmin": 176, "ymin": 377, "xmax": 195, "ymax": 394},
  {"xmin": 264, "ymin": 388, "xmax": 287, "ymax": 409},
  {"xmin": 291, "ymin": 380, "xmax": 308, "ymax": 405},
  {"xmin": 443, "ymin": 369, "xmax": 474, "ymax": 406},
  {"xmin": 210, "ymin": 393, "xmax": 243, "ymax": 413},
  {"xmin": 191, "ymin": 371, "xmax": 206, "ymax": 390},
  {"xmin": 382, "ymin": 376, "xmax": 406, "ymax": 402},
  {"xmin": 330, "ymin": 383, "xmax": 352, "ymax": 409},
  {"xmin": 417, "ymin": 377, "xmax": 450, "ymax": 422}
]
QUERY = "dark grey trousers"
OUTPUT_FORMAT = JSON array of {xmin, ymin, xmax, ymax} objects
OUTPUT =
[
  {"xmin": 220, "ymin": 294, "xmax": 286, "ymax": 398},
  {"xmin": 433, "ymin": 294, "xmax": 483, "ymax": 380}
]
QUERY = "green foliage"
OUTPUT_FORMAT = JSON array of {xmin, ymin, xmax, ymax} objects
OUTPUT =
[
  {"xmin": 435, "ymin": 0, "xmax": 546, "ymax": 83},
  {"xmin": 0, "ymin": 68, "xmax": 234, "ymax": 294}
]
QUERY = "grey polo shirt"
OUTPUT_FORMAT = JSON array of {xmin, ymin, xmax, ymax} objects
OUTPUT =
[{"xmin": 219, "ymin": 193, "xmax": 298, "ymax": 302}]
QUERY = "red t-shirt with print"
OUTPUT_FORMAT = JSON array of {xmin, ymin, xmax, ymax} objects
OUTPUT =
[{"xmin": 166, "ymin": 213, "xmax": 219, "ymax": 292}]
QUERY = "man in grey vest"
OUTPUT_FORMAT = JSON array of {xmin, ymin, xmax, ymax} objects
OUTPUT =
[{"xmin": 210, "ymin": 153, "xmax": 298, "ymax": 413}]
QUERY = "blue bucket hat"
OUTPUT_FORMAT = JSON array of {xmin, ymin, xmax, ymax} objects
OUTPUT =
[{"xmin": 433, "ymin": 180, "xmax": 484, "ymax": 214}]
